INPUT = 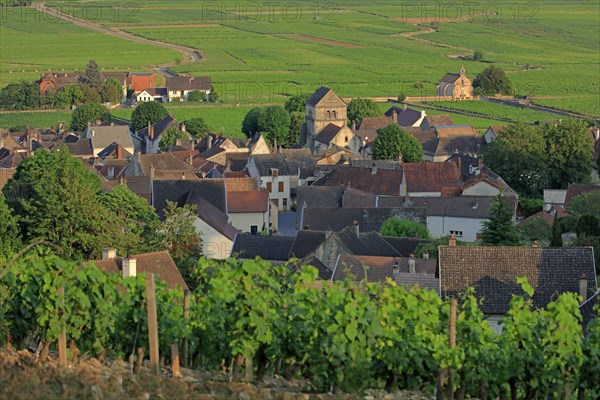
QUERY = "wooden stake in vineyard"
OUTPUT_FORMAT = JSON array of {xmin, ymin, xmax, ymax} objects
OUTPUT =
[
  {"xmin": 182, "ymin": 289, "xmax": 190, "ymax": 368},
  {"xmin": 447, "ymin": 298, "xmax": 458, "ymax": 399},
  {"xmin": 146, "ymin": 273, "xmax": 160, "ymax": 375},
  {"xmin": 58, "ymin": 286, "xmax": 67, "ymax": 367}
]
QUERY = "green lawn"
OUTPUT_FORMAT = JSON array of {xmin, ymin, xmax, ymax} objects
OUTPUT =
[
  {"xmin": 0, "ymin": 111, "xmax": 73, "ymax": 130},
  {"xmin": 0, "ymin": 8, "xmax": 179, "ymax": 87},
  {"xmin": 422, "ymin": 101, "xmax": 558, "ymax": 124}
]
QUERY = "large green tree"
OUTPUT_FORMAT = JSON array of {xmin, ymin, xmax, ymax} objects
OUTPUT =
[
  {"xmin": 101, "ymin": 77, "xmax": 122, "ymax": 104},
  {"xmin": 0, "ymin": 81, "xmax": 41, "ymax": 110},
  {"xmin": 480, "ymin": 194, "xmax": 520, "ymax": 245},
  {"xmin": 70, "ymin": 103, "xmax": 112, "ymax": 132},
  {"xmin": 159, "ymin": 126, "xmax": 190, "ymax": 151},
  {"xmin": 80, "ymin": 60, "xmax": 104, "ymax": 91},
  {"xmin": 568, "ymin": 191, "xmax": 600, "ymax": 219},
  {"xmin": 473, "ymin": 65, "xmax": 512, "ymax": 96},
  {"xmin": 380, "ymin": 217, "xmax": 430, "ymax": 239},
  {"xmin": 184, "ymin": 117, "xmax": 210, "ymax": 138},
  {"xmin": 483, "ymin": 123, "xmax": 548, "ymax": 197},
  {"xmin": 373, "ymin": 124, "xmax": 423, "ymax": 161},
  {"xmin": 98, "ymin": 185, "xmax": 162, "ymax": 255},
  {"xmin": 347, "ymin": 98, "xmax": 379, "ymax": 124},
  {"xmin": 518, "ymin": 216, "xmax": 552, "ymax": 246},
  {"xmin": 0, "ymin": 194, "xmax": 22, "ymax": 263},
  {"xmin": 242, "ymin": 107, "xmax": 262, "ymax": 138},
  {"xmin": 257, "ymin": 105, "xmax": 291, "ymax": 146},
  {"xmin": 544, "ymin": 119, "xmax": 595, "ymax": 189},
  {"xmin": 131, "ymin": 101, "xmax": 168, "ymax": 132},
  {"xmin": 288, "ymin": 111, "xmax": 305, "ymax": 147},
  {"xmin": 284, "ymin": 93, "xmax": 310, "ymax": 114},
  {"xmin": 2, "ymin": 148, "xmax": 123, "ymax": 260}
]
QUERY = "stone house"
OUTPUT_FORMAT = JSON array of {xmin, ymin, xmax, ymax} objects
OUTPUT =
[
  {"xmin": 303, "ymin": 87, "xmax": 349, "ymax": 151},
  {"xmin": 436, "ymin": 67, "xmax": 474, "ymax": 100}
]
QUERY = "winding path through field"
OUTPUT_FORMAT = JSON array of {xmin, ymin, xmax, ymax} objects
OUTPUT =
[{"xmin": 31, "ymin": 3, "xmax": 203, "ymax": 67}]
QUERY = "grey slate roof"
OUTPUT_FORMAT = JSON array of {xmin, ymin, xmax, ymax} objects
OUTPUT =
[
  {"xmin": 306, "ymin": 86, "xmax": 333, "ymax": 107},
  {"xmin": 439, "ymin": 246, "xmax": 598, "ymax": 314},
  {"xmin": 136, "ymin": 115, "xmax": 177, "ymax": 139},
  {"xmin": 289, "ymin": 230, "xmax": 327, "ymax": 259},
  {"xmin": 251, "ymin": 149, "xmax": 316, "ymax": 176},
  {"xmin": 397, "ymin": 108, "xmax": 423, "ymax": 127},
  {"xmin": 382, "ymin": 237, "xmax": 431, "ymax": 257},
  {"xmin": 90, "ymin": 125, "xmax": 133, "ymax": 152},
  {"xmin": 302, "ymin": 207, "xmax": 426, "ymax": 233},
  {"xmin": 166, "ymin": 76, "xmax": 212, "ymax": 91},
  {"xmin": 232, "ymin": 234, "xmax": 295, "ymax": 261},
  {"xmin": 425, "ymin": 196, "xmax": 502, "ymax": 219},
  {"xmin": 440, "ymin": 73, "xmax": 460, "ymax": 83},
  {"xmin": 315, "ymin": 123, "xmax": 343, "ymax": 145},
  {"xmin": 152, "ymin": 179, "xmax": 226, "ymax": 217},
  {"xmin": 185, "ymin": 190, "xmax": 238, "ymax": 241}
]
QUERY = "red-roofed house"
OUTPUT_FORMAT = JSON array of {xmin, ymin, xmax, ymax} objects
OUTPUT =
[{"xmin": 226, "ymin": 190, "xmax": 270, "ymax": 234}]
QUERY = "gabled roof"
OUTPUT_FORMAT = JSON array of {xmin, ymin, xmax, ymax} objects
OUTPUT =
[
  {"xmin": 411, "ymin": 129, "xmax": 439, "ymax": 157},
  {"xmin": 356, "ymin": 116, "xmax": 396, "ymax": 132},
  {"xmin": 92, "ymin": 250, "xmax": 189, "ymax": 291},
  {"xmin": 334, "ymin": 255, "xmax": 439, "ymax": 292},
  {"xmin": 316, "ymin": 146, "xmax": 364, "ymax": 165},
  {"xmin": 397, "ymin": 108, "xmax": 424, "ymax": 127},
  {"xmin": 89, "ymin": 125, "xmax": 133, "ymax": 152},
  {"xmin": 425, "ymin": 196, "xmax": 514, "ymax": 219},
  {"xmin": 166, "ymin": 76, "xmax": 212, "ymax": 91},
  {"xmin": 139, "ymin": 87, "xmax": 168, "ymax": 97},
  {"xmin": 423, "ymin": 114, "xmax": 454, "ymax": 128},
  {"xmin": 306, "ymin": 86, "xmax": 345, "ymax": 107},
  {"xmin": 250, "ymin": 149, "xmax": 316, "ymax": 176},
  {"xmin": 97, "ymin": 141, "xmax": 133, "ymax": 160},
  {"xmin": 564, "ymin": 184, "xmax": 600, "ymax": 208},
  {"xmin": 184, "ymin": 190, "xmax": 238, "ymax": 241},
  {"xmin": 296, "ymin": 185, "xmax": 345, "ymax": 209},
  {"xmin": 136, "ymin": 115, "xmax": 177, "ymax": 139},
  {"xmin": 289, "ymin": 230, "xmax": 327, "ymax": 259},
  {"xmin": 403, "ymin": 160, "xmax": 461, "ymax": 193},
  {"xmin": 231, "ymin": 234, "xmax": 295, "ymax": 261},
  {"xmin": 225, "ymin": 177, "xmax": 258, "ymax": 192},
  {"xmin": 517, "ymin": 207, "xmax": 569, "ymax": 227},
  {"xmin": 314, "ymin": 123, "xmax": 343, "ymax": 145},
  {"xmin": 439, "ymin": 73, "xmax": 461, "ymax": 83},
  {"xmin": 136, "ymin": 153, "xmax": 197, "ymax": 176},
  {"xmin": 439, "ymin": 246, "xmax": 597, "ymax": 314},
  {"xmin": 227, "ymin": 190, "xmax": 269, "ymax": 213},
  {"xmin": 382, "ymin": 237, "xmax": 431, "ymax": 257},
  {"xmin": 383, "ymin": 106, "xmax": 404, "ymax": 117},
  {"xmin": 312, "ymin": 166, "xmax": 403, "ymax": 196},
  {"xmin": 152, "ymin": 179, "xmax": 226, "ymax": 217},
  {"xmin": 226, "ymin": 152, "xmax": 250, "ymax": 171},
  {"xmin": 302, "ymin": 207, "xmax": 425, "ymax": 233}
]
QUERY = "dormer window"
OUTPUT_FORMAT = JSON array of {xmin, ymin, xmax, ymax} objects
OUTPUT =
[
  {"xmin": 107, "ymin": 166, "xmax": 115, "ymax": 179},
  {"xmin": 271, "ymin": 168, "xmax": 278, "ymax": 177}
]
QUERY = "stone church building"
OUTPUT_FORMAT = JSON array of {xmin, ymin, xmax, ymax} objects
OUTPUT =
[
  {"xmin": 300, "ymin": 87, "xmax": 362, "ymax": 154},
  {"xmin": 436, "ymin": 67, "xmax": 474, "ymax": 100}
]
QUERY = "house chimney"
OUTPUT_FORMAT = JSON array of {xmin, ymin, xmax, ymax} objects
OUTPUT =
[
  {"xmin": 102, "ymin": 248, "xmax": 116, "ymax": 260},
  {"xmin": 403, "ymin": 103, "xmax": 408, "ymax": 111},
  {"xmin": 392, "ymin": 109, "xmax": 397, "ymax": 121},
  {"xmin": 423, "ymin": 251, "xmax": 429, "ymax": 259},
  {"xmin": 532, "ymin": 240, "xmax": 539, "ymax": 247},
  {"xmin": 352, "ymin": 121, "xmax": 356, "ymax": 130},
  {"xmin": 207, "ymin": 135, "xmax": 213, "ymax": 150},
  {"xmin": 91, "ymin": 129, "xmax": 95, "ymax": 137},
  {"xmin": 448, "ymin": 234, "xmax": 457, "ymax": 247},
  {"xmin": 149, "ymin": 121, "xmax": 154, "ymax": 141},
  {"xmin": 392, "ymin": 260, "xmax": 400, "ymax": 278},
  {"xmin": 352, "ymin": 220, "xmax": 359, "ymax": 237},
  {"xmin": 579, "ymin": 277, "xmax": 588, "ymax": 302},
  {"xmin": 371, "ymin": 163, "xmax": 377, "ymax": 175},
  {"xmin": 117, "ymin": 144, "xmax": 122, "ymax": 160},
  {"xmin": 181, "ymin": 171, "xmax": 186, "ymax": 180},
  {"xmin": 122, "ymin": 257, "xmax": 137, "ymax": 278},
  {"xmin": 478, "ymin": 158, "xmax": 483, "ymax": 170},
  {"xmin": 188, "ymin": 151, "xmax": 193, "ymax": 166},
  {"xmin": 408, "ymin": 253, "xmax": 416, "ymax": 274},
  {"xmin": 150, "ymin": 164, "xmax": 155, "ymax": 181}
]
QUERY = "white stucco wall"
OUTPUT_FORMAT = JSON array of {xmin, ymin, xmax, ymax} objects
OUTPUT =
[
  {"xmin": 486, "ymin": 314, "xmax": 504, "ymax": 334},
  {"xmin": 409, "ymin": 191, "xmax": 442, "ymax": 198},
  {"xmin": 462, "ymin": 181, "xmax": 501, "ymax": 197},
  {"xmin": 228, "ymin": 211, "xmax": 268, "ymax": 233},
  {"xmin": 259, "ymin": 175, "xmax": 291, "ymax": 212},
  {"xmin": 427, "ymin": 216, "xmax": 486, "ymax": 242},
  {"xmin": 192, "ymin": 217, "xmax": 233, "ymax": 259}
]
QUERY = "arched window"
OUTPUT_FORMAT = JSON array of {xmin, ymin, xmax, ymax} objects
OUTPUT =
[
  {"xmin": 327, "ymin": 111, "xmax": 331, "ymax": 119},
  {"xmin": 333, "ymin": 110, "xmax": 337, "ymax": 119}
]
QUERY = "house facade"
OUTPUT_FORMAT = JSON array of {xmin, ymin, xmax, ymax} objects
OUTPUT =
[
  {"xmin": 436, "ymin": 67, "xmax": 474, "ymax": 100},
  {"xmin": 303, "ymin": 87, "xmax": 348, "ymax": 151}
]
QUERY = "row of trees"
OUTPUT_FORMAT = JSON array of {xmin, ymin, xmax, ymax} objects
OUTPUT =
[
  {"xmin": 1, "ymin": 253, "xmax": 598, "ymax": 398},
  {"xmin": 0, "ymin": 148, "xmax": 202, "ymax": 276}
]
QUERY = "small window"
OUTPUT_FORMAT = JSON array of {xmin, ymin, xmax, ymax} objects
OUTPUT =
[
  {"xmin": 333, "ymin": 110, "xmax": 337, "ymax": 119},
  {"xmin": 250, "ymin": 225, "xmax": 258, "ymax": 235},
  {"xmin": 266, "ymin": 182, "xmax": 272, "ymax": 192},
  {"xmin": 107, "ymin": 166, "xmax": 114, "ymax": 179},
  {"xmin": 282, "ymin": 198, "xmax": 288, "ymax": 209},
  {"xmin": 327, "ymin": 111, "xmax": 331, "ymax": 119},
  {"xmin": 345, "ymin": 136, "xmax": 349, "ymax": 143},
  {"xmin": 278, "ymin": 181, "xmax": 284, "ymax": 192},
  {"xmin": 450, "ymin": 230, "xmax": 463, "ymax": 238},
  {"xmin": 271, "ymin": 168, "xmax": 278, "ymax": 177}
]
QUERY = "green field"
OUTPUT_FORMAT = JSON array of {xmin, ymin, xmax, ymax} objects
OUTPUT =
[
  {"xmin": 0, "ymin": 111, "xmax": 73, "ymax": 130},
  {"xmin": 26, "ymin": 0, "xmax": 599, "ymax": 107},
  {"xmin": 0, "ymin": 8, "xmax": 179, "ymax": 87},
  {"xmin": 533, "ymin": 96, "xmax": 600, "ymax": 118},
  {"xmin": 423, "ymin": 101, "xmax": 558, "ymax": 123}
]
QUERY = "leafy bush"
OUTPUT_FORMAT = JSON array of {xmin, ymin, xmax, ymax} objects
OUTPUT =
[{"xmin": 380, "ymin": 217, "xmax": 430, "ymax": 239}]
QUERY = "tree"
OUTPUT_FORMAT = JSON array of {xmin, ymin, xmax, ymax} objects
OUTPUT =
[
  {"xmin": 184, "ymin": 117, "xmax": 210, "ymax": 138},
  {"xmin": 187, "ymin": 90, "xmax": 205, "ymax": 102},
  {"xmin": 346, "ymin": 98, "xmax": 379, "ymax": 124},
  {"xmin": 242, "ymin": 107, "xmax": 262, "ymax": 138},
  {"xmin": 473, "ymin": 65, "xmax": 512, "ymax": 96},
  {"xmin": 480, "ymin": 194, "xmax": 520, "ymax": 245},
  {"xmin": 284, "ymin": 93, "xmax": 310, "ymax": 114},
  {"xmin": 568, "ymin": 191, "xmax": 600, "ymax": 219},
  {"xmin": 0, "ymin": 194, "xmax": 21, "ymax": 263},
  {"xmin": 380, "ymin": 217, "xmax": 430, "ymax": 239},
  {"xmin": 287, "ymin": 111, "xmax": 305, "ymax": 147},
  {"xmin": 483, "ymin": 124, "xmax": 548, "ymax": 197},
  {"xmin": 159, "ymin": 126, "xmax": 190, "ymax": 151},
  {"xmin": 70, "ymin": 103, "xmax": 112, "ymax": 132},
  {"xmin": 53, "ymin": 85, "xmax": 83, "ymax": 109},
  {"xmin": 373, "ymin": 123, "xmax": 423, "ymax": 161},
  {"xmin": 472, "ymin": 50, "xmax": 484, "ymax": 61},
  {"xmin": 0, "ymin": 81, "xmax": 41, "ymax": 110},
  {"xmin": 158, "ymin": 201, "xmax": 202, "ymax": 286},
  {"xmin": 131, "ymin": 101, "xmax": 168, "ymax": 132},
  {"xmin": 2, "ymin": 148, "xmax": 124, "ymax": 260},
  {"xmin": 101, "ymin": 77, "xmax": 122, "ymax": 104},
  {"xmin": 97, "ymin": 185, "xmax": 162, "ymax": 254},
  {"xmin": 208, "ymin": 90, "xmax": 219, "ymax": 103},
  {"xmin": 81, "ymin": 84, "xmax": 102, "ymax": 104},
  {"xmin": 257, "ymin": 105, "xmax": 291, "ymax": 146},
  {"xmin": 544, "ymin": 119, "xmax": 595, "ymax": 189},
  {"xmin": 518, "ymin": 216, "xmax": 552, "ymax": 246},
  {"xmin": 575, "ymin": 214, "xmax": 600, "ymax": 237},
  {"xmin": 414, "ymin": 235, "xmax": 466, "ymax": 259},
  {"xmin": 80, "ymin": 60, "xmax": 104, "ymax": 91}
]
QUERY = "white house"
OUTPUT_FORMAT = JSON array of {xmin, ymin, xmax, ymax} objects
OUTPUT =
[
  {"xmin": 135, "ymin": 88, "xmax": 168, "ymax": 103},
  {"xmin": 226, "ymin": 190, "xmax": 270, "ymax": 234},
  {"xmin": 85, "ymin": 124, "xmax": 134, "ymax": 157},
  {"xmin": 166, "ymin": 76, "xmax": 212, "ymax": 102},
  {"xmin": 483, "ymin": 126, "xmax": 505, "ymax": 144}
]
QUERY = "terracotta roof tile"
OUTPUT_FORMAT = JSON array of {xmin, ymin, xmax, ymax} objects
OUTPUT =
[
  {"xmin": 312, "ymin": 166, "xmax": 402, "ymax": 196},
  {"xmin": 227, "ymin": 190, "xmax": 268, "ymax": 213}
]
